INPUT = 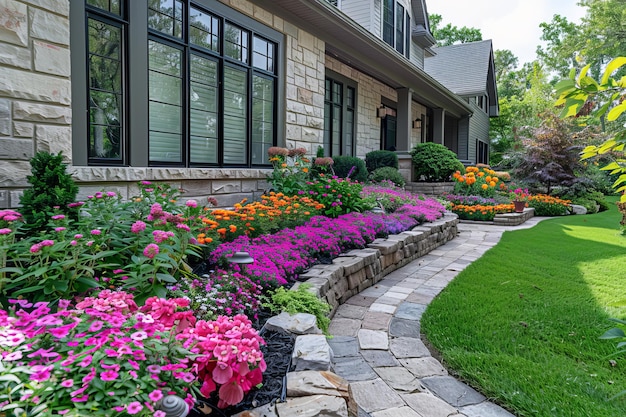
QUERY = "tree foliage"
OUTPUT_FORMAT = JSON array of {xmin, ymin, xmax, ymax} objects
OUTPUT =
[
  {"xmin": 556, "ymin": 57, "xmax": 626, "ymax": 200},
  {"xmin": 429, "ymin": 14, "xmax": 482, "ymax": 46},
  {"xmin": 537, "ymin": 0, "xmax": 626, "ymax": 79},
  {"xmin": 514, "ymin": 112, "xmax": 586, "ymax": 194}
]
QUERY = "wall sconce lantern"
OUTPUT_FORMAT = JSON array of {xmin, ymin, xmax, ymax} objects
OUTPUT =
[
  {"xmin": 412, "ymin": 118, "xmax": 422, "ymax": 129},
  {"xmin": 377, "ymin": 106, "xmax": 387, "ymax": 119}
]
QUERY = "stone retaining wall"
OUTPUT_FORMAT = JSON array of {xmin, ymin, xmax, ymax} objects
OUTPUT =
[
  {"xmin": 295, "ymin": 213, "xmax": 459, "ymax": 317},
  {"xmin": 493, "ymin": 207, "xmax": 534, "ymax": 226},
  {"xmin": 404, "ymin": 182, "xmax": 455, "ymax": 196}
]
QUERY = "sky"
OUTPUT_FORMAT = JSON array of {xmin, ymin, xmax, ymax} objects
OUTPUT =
[{"xmin": 427, "ymin": 0, "xmax": 587, "ymax": 68}]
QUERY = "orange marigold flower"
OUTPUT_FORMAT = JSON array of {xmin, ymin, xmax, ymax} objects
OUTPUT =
[
  {"xmin": 229, "ymin": 225, "xmax": 237, "ymax": 233},
  {"xmin": 481, "ymin": 184, "xmax": 488, "ymax": 190},
  {"xmin": 217, "ymin": 228, "xmax": 226, "ymax": 235}
]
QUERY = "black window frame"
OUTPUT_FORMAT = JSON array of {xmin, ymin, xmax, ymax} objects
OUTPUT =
[
  {"xmin": 382, "ymin": 0, "xmax": 410, "ymax": 59},
  {"xmin": 71, "ymin": 0, "xmax": 284, "ymax": 168},
  {"xmin": 323, "ymin": 71, "xmax": 357, "ymax": 157}
]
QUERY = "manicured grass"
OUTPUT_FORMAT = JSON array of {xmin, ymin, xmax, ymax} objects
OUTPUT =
[{"xmin": 421, "ymin": 199, "xmax": 626, "ymax": 417}]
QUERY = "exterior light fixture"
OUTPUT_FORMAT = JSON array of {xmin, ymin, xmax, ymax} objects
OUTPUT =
[
  {"xmin": 157, "ymin": 395, "xmax": 189, "ymax": 417},
  {"xmin": 377, "ymin": 106, "xmax": 387, "ymax": 118},
  {"xmin": 227, "ymin": 251, "xmax": 255, "ymax": 265},
  {"xmin": 413, "ymin": 118, "xmax": 422, "ymax": 129}
]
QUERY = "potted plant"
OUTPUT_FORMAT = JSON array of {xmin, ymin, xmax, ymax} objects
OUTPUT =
[{"xmin": 510, "ymin": 188, "xmax": 530, "ymax": 213}]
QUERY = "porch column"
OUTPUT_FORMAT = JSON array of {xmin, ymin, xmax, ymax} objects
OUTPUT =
[
  {"xmin": 396, "ymin": 87, "xmax": 412, "ymax": 152},
  {"xmin": 432, "ymin": 108, "xmax": 445, "ymax": 145}
]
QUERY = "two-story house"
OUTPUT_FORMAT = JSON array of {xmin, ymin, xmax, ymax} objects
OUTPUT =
[
  {"xmin": 424, "ymin": 39, "xmax": 499, "ymax": 165},
  {"xmin": 0, "ymin": 0, "xmax": 497, "ymax": 208}
]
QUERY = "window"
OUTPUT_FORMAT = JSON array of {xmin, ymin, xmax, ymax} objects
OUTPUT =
[
  {"xmin": 324, "ymin": 73, "xmax": 356, "ymax": 157},
  {"xmin": 477, "ymin": 139, "xmax": 489, "ymax": 164},
  {"xmin": 382, "ymin": 0, "xmax": 410, "ymax": 58},
  {"xmin": 380, "ymin": 106, "xmax": 397, "ymax": 151},
  {"xmin": 86, "ymin": 2, "xmax": 127, "ymax": 163},
  {"xmin": 74, "ymin": 0, "xmax": 283, "ymax": 167}
]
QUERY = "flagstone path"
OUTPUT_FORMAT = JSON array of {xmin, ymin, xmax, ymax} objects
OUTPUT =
[{"xmin": 328, "ymin": 218, "xmax": 547, "ymax": 417}]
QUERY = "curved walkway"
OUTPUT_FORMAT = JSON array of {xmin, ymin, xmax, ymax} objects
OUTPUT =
[{"xmin": 327, "ymin": 217, "xmax": 546, "ymax": 417}]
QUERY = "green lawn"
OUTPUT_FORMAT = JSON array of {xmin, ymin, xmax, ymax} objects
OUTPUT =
[{"xmin": 421, "ymin": 199, "xmax": 626, "ymax": 417}]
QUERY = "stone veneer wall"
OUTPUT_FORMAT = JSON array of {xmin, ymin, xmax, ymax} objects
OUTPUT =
[
  {"xmin": 296, "ymin": 213, "xmax": 459, "ymax": 317},
  {"xmin": 0, "ymin": 0, "xmax": 71, "ymax": 209},
  {"xmin": 0, "ymin": 0, "xmax": 330, "ymax": 208}
]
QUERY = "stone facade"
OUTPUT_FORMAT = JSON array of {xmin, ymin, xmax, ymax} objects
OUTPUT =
[
  {"xmin": 0, "ymin": 0, "xmax": 71, "ymax": 208},
  {"xmin": 0, "ymin": 0, "xmax": 430, "ymax": 209}
]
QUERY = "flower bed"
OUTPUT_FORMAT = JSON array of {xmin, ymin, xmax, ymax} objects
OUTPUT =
[{"xmin": 0, "ymin": 178, "xmax": 450, "ymax": 414}]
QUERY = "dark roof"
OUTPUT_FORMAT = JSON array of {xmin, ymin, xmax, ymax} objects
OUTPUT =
[{"xmin": 424, "ymin": 40, "xmax": 494, "ymax": 96}]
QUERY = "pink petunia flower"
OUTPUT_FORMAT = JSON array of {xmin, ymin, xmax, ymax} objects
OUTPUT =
[
  {"xmin": 127, "ymin": 401, "xmax": 143, "ymax": 415},
  {"xmin": 91, "ymin": 229, "xmax": 101, "ymax": 235},
  {"xmin": 100, "ymin": 370, "xmax": 119, "ymax": 381},
  {"xmin": 148, "ymin": 389, "xmax": 163, "ymax": 402},
  {"xmin": 0, "ymin": 228, "xmax": 12, "ymax": 235}
]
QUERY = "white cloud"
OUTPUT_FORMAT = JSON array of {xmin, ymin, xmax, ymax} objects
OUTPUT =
[{"xmin": 427, "ymin": 0, "xmax": 586, "ymax": 67}]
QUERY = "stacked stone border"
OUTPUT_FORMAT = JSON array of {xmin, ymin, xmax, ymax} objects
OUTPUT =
[{"xmin": 294, "ymin": 213, "xmax": 459, "ymax": 318}]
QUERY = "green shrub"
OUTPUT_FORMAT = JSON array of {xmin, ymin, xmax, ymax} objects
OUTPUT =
[
  {"xmin": 369, "ymin": 167, "xmax": 406, "ymax": 187},
  {"xmin": 19, "ymin": 151, "xmax": 79, "ymax": 232},
  {"xmin": 365, "ymin": 150, "xmax": 398, "ymax": 172},
  {"xmin": 306, "ymin": 175, "xmax": 370, "ymax": 217},
  {"xmin": 265, "ymin": 284, "xmax": 331, "ymax": 335},
  {"xmin": 410, "ymin": 142, "xmax": 463, "ymax": 182},
  {"xmin": 332, "ymin": 155, "xmax": 368, "ymax": 182},
  {"xmin": 571, "ymin": 198, "xmax": 598, "ymax": 214}
]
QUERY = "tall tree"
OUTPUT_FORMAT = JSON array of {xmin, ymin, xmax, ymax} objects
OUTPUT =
[
  {"xmin": 429, "ymin": 13, "xmax": 482, "ymax": 46},
  {"xmin": 537, "ymin": 0, "xmax": 626, "ymax": 79}
]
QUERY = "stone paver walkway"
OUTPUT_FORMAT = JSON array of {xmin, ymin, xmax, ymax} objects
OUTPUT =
[{"xmin": 328, "ymin": 218, "xmax": 547, "ymax": 417}]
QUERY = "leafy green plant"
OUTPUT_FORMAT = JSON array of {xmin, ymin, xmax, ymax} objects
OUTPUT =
[
  {"xmin": 305, "ymin": 174, "xmax": 371, "ymax": 217},
  {"xmin": 265, "ymin": 283, "xmax": 331, "ymax": 335},
  {"xmin": 556, "ymin": 57, "xmax": 626, "ymax": 201},
  {"xmin": 369, "ymin": 167, "xmax": 406, "ymax": 187},
  {"xmin": 331, "ymin": 155, "xmax": 368, "ymax": 182},
  {"xmin": 1, "ymin": 182, "xmax": 205, "ymax": 304},
  {"xmin": 365, "ymin": 150, "xmax": 398, "ymax": 172},
  {"xmin": 19, "ymin": 151, "xmax": 79, "ymax": 232},
  {"xmin": 410, "ymin": 142, "xmax": 464, "ymax": 182},
  {"xmin": 266, "ymin": 147, "xmax": 311, "ymax": 195}
]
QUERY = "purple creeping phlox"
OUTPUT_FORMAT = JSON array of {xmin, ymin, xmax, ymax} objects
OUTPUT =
[{"xmin": 209, "ymin": 194, "xmax": 445, "ymax": 286}]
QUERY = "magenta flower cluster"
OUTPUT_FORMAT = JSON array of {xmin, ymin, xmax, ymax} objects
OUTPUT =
[
  {"xmin": 0, "ymin": 290, "xmax": 266, "ymax": 415},
  {"xmin": 209, "ymin": 198, "xmax": 445, "ymax": 286}
]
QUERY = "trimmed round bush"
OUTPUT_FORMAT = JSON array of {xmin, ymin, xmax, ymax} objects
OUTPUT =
[
  {"xmin": 332, "ymin": 155, "xmax": 368, "ymax": 182},
  {"xmin": 410, "ymin": 142, "xmax": 464, "ymax": 182},
  {"xmin": 369, "ymin": 167, "xmax": 406, "ymax": 187},
  {"xmin": 365, "ymin": 150, "xmax": 398, "ymax": 172}
]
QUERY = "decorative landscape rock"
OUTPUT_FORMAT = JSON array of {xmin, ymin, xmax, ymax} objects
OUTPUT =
[
  {"xmin": 286, "ymin": 370, "xmax": 349, "ymax": 398},
  {"xmin": 292, "ymin": 334, "xmax": 334, "ymax": 371},
  {"xmin": 275, "ymin": 395, "xmax": 348, "ymax": 417},
  {"xmin": 264, "ymin": 312, "xmax": 322, "ymax": 335}
]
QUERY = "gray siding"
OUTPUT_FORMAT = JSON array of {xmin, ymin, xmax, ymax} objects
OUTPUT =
[
  {"xmin": 373, "ymin": 0, "xmax": 381, "ymax": 37},
  {"xmin": 410, "ymin": 43, "xmax": 424, "ymax": 68},
  {"xmin": 458, "ymin": 116, "xmax": 469, "ymax": 161},
  {"xmin": 341, "ymin": 0, "xmax": 374, "ymax": 31},
  {"xmin": 467, "ymin": 101, "xmax": 490, "ymax": 164}
]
